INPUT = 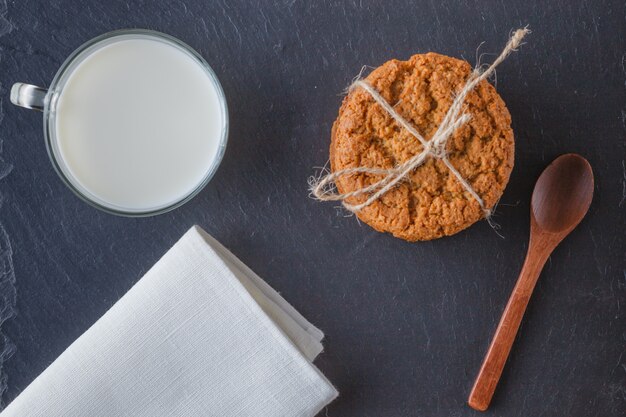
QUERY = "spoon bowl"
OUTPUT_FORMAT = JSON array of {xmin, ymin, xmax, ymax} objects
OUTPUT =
[{"xmin": 531, "ymin": 154, "xmax": 594, "ymax": 233}]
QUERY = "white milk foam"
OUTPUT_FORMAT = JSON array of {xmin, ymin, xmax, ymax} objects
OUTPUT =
[{"xmin": 54, "ymin": 36, "xmax": 224, "ymax": 212}]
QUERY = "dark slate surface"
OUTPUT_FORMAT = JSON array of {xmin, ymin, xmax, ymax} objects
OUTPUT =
[{"xmin": 0, "ymin": 1, "xmax": 624, "ymax": 416}]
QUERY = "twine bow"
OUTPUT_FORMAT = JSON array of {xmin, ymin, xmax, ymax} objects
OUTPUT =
[{"xmin": 310, "ymin": 28, "xmax": 529, "ymax": 218}]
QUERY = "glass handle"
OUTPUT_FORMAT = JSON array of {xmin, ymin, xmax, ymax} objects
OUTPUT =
[{"xmin": 10, "ymin": 83, "xmax": 48, "ymax": 111}]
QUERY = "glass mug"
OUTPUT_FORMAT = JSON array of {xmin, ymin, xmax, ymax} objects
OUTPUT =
[{"xmin": 11, "ymin": 29, "xmax": 229, "ymax": 216}]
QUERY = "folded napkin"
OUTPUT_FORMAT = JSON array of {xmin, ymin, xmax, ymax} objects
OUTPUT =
[{"xmin": 2, "ymin": 226, "xmax": 337, "ymax": 417}]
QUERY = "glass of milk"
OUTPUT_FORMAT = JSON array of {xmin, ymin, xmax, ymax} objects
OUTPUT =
[{"xmin": 11, "ymin": 29, "xmax": 228, "ymax": 216}]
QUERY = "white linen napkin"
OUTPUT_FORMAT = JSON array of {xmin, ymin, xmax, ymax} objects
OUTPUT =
[{"xmin": 1, "ymin": 226, "xmax": 337, "ymax": 417}]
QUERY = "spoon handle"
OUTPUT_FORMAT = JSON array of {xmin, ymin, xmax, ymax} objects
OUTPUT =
[{"xmin": 468, "ymin": 238, "xmax": 552, "ymax": 411}]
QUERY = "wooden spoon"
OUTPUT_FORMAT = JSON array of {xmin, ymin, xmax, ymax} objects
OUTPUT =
[{"xmin": 468, "ymin": 154, "xmax": 594, "ymax": 411}]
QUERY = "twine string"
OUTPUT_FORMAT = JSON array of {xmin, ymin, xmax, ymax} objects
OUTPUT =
[{"xmin": 310, "ymin": 27, "xmax": 529, "ymax": 216}]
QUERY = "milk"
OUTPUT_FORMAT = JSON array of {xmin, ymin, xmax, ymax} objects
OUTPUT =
[{"xmin": 53, "ymin": 36, "xmax": 225, "ymax": 212}]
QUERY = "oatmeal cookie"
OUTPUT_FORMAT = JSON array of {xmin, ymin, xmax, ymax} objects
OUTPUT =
[{"xmin": 330, "ymin": 52, "xmax": 515, "ymax": 241}]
